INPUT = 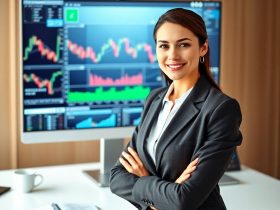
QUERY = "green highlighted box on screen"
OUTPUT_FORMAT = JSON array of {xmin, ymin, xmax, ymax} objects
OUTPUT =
[{"xmin": 65, "ymin": 8, "xmax": 79, "ymax": 23}]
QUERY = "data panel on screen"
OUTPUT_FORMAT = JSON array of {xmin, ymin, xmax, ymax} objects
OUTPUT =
[{"xmin": 21, "ymin": 0, "xmax": 221, "ymax": 143}]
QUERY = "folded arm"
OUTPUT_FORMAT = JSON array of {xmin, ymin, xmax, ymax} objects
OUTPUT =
[
  {"xmin": 110, "ymin": 127, "xmax": 198, "ymax": 210},
  {"xmin": 110, "ymin": 96, "xmax": 242, "ymax": 210}
]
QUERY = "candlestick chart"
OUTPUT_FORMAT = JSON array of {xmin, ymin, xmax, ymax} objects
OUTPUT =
[
  {"xmin": 66, "ymin": 25, "xmax": 156, "ymax": 65},
  {"xmin": 23, "ymin": 69, "xmax": 63, "ymax": 99},
  {"xmin": 23, "ymin": 26, "xmax": 63, "ymax": 65}
]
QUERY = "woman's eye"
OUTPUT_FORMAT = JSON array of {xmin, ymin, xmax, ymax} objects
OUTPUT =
[
  {"xmin": 178, "ymin": 43, "xmax": 190, "ymax": 47},
  {"xmin": 158, "ymin": 44, "xmax": 169, "ymax": 49}
]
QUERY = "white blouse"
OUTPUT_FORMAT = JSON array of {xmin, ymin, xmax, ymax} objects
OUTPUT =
[{"xmin": 146, "ymin": 83, "xmax": 193, "ymax": 164}]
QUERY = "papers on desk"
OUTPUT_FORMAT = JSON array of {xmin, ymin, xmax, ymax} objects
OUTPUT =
[{"xmin": 33, "ymin": 202, "xmax": 100, "ymax": 210}]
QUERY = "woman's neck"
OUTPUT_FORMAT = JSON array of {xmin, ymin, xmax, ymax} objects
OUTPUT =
[{"xmin": 170, "ymin": 74, "xmax": 200, "ymax": 100}]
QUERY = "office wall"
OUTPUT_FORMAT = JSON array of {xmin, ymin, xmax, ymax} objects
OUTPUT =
[
  {"xmin": 220, "ymin": 0, "xmax": 280, "ymax": 179},
  {"xmin": 0, "ymin": 0, "xmax": 15, "ymax": 169},
  {"xmin": 0, "ymin": 0, "xmax": 279, "ymax": 179}
]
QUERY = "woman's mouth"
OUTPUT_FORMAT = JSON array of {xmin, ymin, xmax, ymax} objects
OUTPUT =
[{"xmin": 166, "ymin": 63, "xmax": 186, "ymax": 71}]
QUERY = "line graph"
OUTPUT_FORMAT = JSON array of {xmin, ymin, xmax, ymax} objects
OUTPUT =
[
  {"xmin": 66, "ymin": 25, "xmax": 156, "ymax": 64},
  {"xmin": 23, "ymin": 70, "xmax": 63, "ymax": 97},
  {"xmin": 67, "ymin": 38, "xmax": 155, "ymax": 64}
]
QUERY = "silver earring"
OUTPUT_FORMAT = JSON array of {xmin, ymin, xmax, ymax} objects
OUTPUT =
[{"xmin": 199, "ymin": 56, "xmax": 205, "ymax": 63}]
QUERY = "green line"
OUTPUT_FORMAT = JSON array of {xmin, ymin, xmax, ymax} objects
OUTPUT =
[
  {"xmin": 96, "ymin": 38, "xmax": 144, "ymax": 63},
  {"xmin": 49, "ymin": 71, "xmax": 63, "ymax": 93},
  {"xmin": 55, "ymin": 35, "xmax": 61, "ymax": 61},
  {"xmin": 23, "ymin": 36, "xmax": 36, "ymax": 61},
  {"xmin": 68, "ymin": 86, "xmax": 151, "ymax": 103}
]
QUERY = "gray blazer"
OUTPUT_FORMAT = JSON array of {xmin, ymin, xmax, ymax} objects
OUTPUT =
[{"xmin": 110, "ymin": 75, "xmax": 242, "ymax": 210}]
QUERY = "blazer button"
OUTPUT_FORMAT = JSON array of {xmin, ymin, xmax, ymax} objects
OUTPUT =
[{"xmin": 142, "ymin": 199, "xmax": 148, "ymax": 204}]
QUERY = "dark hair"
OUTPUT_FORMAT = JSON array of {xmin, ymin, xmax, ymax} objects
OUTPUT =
[{"xmin": 153, "ymin": 8, "xmax": 220, "ymax": 90}]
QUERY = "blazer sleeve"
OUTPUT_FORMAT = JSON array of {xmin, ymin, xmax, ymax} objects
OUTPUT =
[
  {"xmin": 109, "ymin": 126, "xmax": 144, "ymax": 209},
  {"xmin": 110, "ymin": 88, "xmax": 165, "ymax": 210},
  {"xmin": 131, "ymin": 98, "xmax": 242, "ymax": 210}
]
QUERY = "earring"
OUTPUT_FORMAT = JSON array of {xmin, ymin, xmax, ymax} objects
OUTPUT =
[{"xmin": 199, "ymin": 56, "xmax": 205, "ymax": 63}]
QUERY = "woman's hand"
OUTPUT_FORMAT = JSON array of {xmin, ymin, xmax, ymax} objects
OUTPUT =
[
  {"xmin": 175, "ymin": 158, "xmax": 199, "ymax": 184},
  {"xmin": 120, "ymin": 147, "xmax": 154, "ymax": 208},
  {"xmin": 119, "ymin": 147, "xmax": 150, "ymax": 177}
]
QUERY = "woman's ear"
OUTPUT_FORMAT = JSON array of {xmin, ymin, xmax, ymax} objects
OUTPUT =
[{"xmin": 200, "ymin": 40, "xmax": 208, "ymax": 57}]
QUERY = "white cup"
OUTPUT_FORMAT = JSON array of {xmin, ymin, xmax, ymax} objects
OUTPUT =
[{"xmin": 13, "ymin": 169, "xmax": 43, "ymax": 193}]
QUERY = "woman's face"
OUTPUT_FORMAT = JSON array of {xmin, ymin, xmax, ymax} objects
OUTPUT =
[{"xmin": 155, "ymin": 22, "xmax": 207, "ymax": 84}]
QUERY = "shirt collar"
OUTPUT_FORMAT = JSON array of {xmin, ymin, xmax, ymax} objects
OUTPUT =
[{"xmin": 163, "ymin": 83, "xmax": 193, "ymax": 104}]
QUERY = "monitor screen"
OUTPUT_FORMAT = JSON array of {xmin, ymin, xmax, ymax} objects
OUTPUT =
[{"xmin": 20, "ymin": 0, "xmax": 221, "ymax": 143}]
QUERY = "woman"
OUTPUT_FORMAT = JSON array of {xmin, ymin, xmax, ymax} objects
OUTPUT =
[{"xmin": 110, "ymin": 8, "xmax": 242, "ymax": 210}]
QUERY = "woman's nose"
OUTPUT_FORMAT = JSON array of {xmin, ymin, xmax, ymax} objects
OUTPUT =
[{"xmin": 168, "ymin": 46, "xmax": 180, "ymax": 60}]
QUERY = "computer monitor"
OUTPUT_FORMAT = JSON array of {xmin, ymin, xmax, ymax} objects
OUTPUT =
[{"xmin": 20, "ymin": 0, "xmax": 222, "ymax": 186}]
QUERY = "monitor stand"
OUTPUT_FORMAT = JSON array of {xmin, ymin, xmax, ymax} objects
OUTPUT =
[{"xmin": 84, "ymin": 138, "xmax": 124, "ymax": 187}]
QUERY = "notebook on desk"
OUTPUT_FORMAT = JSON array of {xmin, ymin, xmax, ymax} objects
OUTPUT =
[
  {"xmin": 219, "ymin": 174, "xmax": 240, "ymax": 185},
  {"xmin": 33, "ymin": 202, "xmax": 101, "ymax": 210}
]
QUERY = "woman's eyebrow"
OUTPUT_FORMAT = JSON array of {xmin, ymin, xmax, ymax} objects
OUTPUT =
[
  {"xmin": 176, "ymin": 38, "xmax": 192, "ymax": 42},
  {"xmin": 157, "ymin": 40, "xmax": 169, "ymax": 43},
  {"xmin": 157, "ymin": 37, "xmax": 192, "ymax": 43}
]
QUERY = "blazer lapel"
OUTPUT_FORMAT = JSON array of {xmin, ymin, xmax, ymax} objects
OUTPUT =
[
  {"xmin": 137, "ymin": 89, "xmax": 166, "ymax": 174},
  {"xmin": 155, "ymin": 76, "xmax": 211, "ymax": 169}
]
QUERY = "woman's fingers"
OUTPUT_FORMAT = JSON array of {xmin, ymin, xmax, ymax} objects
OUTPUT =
[
  {"xmin": 175, "ymin": 173, "xmax": 190, "ymax": 184},
  {"xmin": 119, "ymin": 157, "xmax": 133, "ymax": 173},
  {"xmin": 184, "ymin": 158, "xmax": 198, "ymax": 173},
  {"xmin": 122, "ymin": 147, "xmax": 145, "ymax": 169},
  {"xmin": 175, "ymin": 158, "xmax": 199, "ymax": 184},
  {"xmin": 119, "ymin": 147, "xmax": 150, "ymax": 177},
  {"xmin": 189, "ymin": 158, "xmax": 199, "ymax": 167},
  {"xmin": 121, "ymin": 150, "xmax": 137, "ymax": 167},
  {"xmin": 128, "ymin": 147, "xmax": 143, "ymax": 166},
  {"xmin": 184, "ymin": 165, "xmax": 197, "ymax": 174}
]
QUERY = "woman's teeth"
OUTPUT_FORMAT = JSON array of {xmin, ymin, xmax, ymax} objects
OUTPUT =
[{"xmin": 167, "ymin": 64, "xmax": 184, "ymax": 69}]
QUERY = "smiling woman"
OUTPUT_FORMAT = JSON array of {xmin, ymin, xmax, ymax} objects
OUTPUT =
[{"xmin": 110, "ymin": 8, "xmax": 243, "ymax": 210}]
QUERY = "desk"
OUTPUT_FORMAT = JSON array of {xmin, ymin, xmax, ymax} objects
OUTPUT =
[
  {"xmin": 221, "ymin": 167, "xmax": 280, "ymax": 210},
  {"xmin": 0, "ymin": 163, "xmax": 279, "ymax": 210}
]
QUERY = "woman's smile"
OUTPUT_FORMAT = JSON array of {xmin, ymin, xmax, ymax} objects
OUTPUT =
[{"xmin": 166, "ymin": 63, "xmax": 186, "ymax": 71}]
